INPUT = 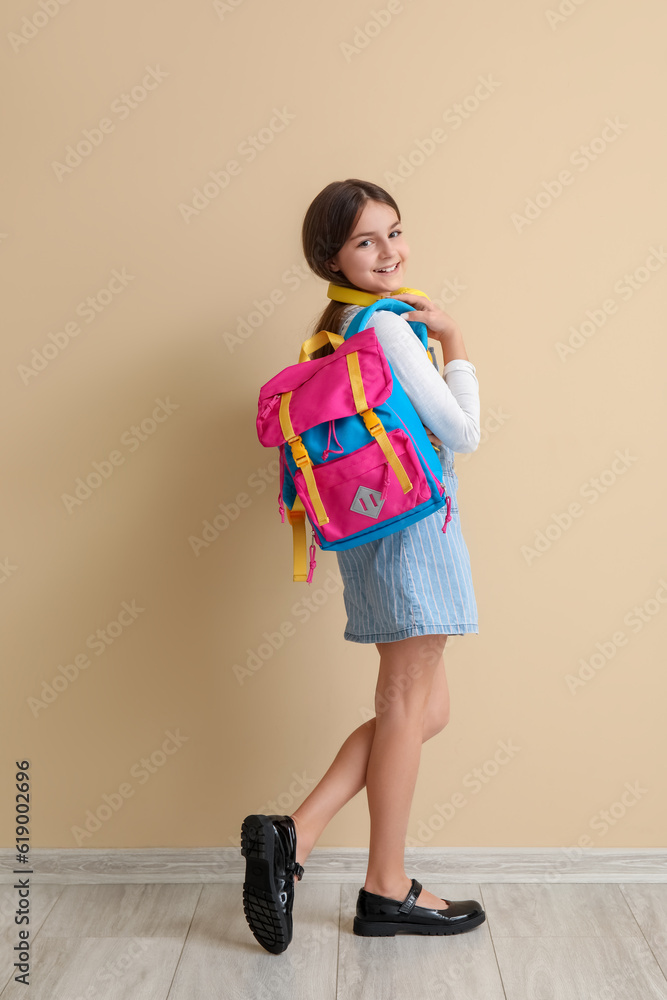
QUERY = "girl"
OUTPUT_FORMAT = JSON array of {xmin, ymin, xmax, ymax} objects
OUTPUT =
[{"xmin": 241, "ymin": 179, "xmax": 484, "ymax": 953}]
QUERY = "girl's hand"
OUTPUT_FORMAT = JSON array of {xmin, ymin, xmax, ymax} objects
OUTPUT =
[
  {"xmin": 389, "ymin": 292, "xmax": 460, "ymax": 341},
  {"xmin": 423, "ymin": 425, "xmax": 443, "ymax": 450}
]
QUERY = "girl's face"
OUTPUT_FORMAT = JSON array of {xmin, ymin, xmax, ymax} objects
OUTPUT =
[{"xmin": 329, "ymin": 200, "xmax": 410, "ymax": 294}]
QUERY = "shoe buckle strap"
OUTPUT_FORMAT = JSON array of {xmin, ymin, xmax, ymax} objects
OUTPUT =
[
  {"xmin": 285, "ymin": 859, "xmax": 304, "ymax": 881},
  {"xmin": 398, "ymin": 878, "xmax": 422, "ymax": 914}
]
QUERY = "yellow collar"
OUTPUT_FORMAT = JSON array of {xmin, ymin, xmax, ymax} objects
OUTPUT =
[{"xmin": 327, "ymin": 281, "xmax": 430, "ymax": 306}]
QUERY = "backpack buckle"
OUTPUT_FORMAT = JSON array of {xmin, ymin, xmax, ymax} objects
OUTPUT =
[
  {"xmin": 360, "ymin": 409, "xmax": 382, "ymax": 436},
  {"xmin": 287, "ymin": 435, "xmax": 311, "ymax": 468}
]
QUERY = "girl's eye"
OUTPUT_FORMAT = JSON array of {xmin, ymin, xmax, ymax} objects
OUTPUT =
[{"xmin": 357, "ymin": 229, "xmax": 402, "ymax": 248}]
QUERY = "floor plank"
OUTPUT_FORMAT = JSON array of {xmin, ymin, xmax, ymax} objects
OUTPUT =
[
  {"xmin": 0, "ymin": 937, "xmax": 184, "ymax": 1000},
  {"xmin": 0, "ymin": 884, "xmax": 201, "ymax": 999},
  {"xmin": 37, "ymin": 884, "xmax": 202, "ymax": 939},
  {"xmin": 491, "ymin": 935, "xmax": 667, "ymax": 1000},
  {"xmin": 619, "ymin": 883, "xmax": 667, "ymax": 978},
  {"xmin": 480, "ymin": 882, "xmax": 645, "ymax": 937},
  {"xmin": 167, "ymin": 883, "xmax": 340, "ymax": 999}
]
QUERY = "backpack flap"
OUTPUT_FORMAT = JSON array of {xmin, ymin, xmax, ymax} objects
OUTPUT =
[{"xmin": 256, "ymin": 328, "xmax": 392, "ymax": 447}]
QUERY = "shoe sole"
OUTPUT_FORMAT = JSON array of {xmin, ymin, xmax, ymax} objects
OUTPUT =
[
  {"xmin": 353, "ymin": 910, "xmax": 486, "ymax": 936},
  {"xmin": 241, "ymin": 814, "xmax": 291, "ymax": 954}
]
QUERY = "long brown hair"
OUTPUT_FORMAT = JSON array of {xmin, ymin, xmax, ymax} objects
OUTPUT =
[{"xmin": 301, "ymin": 179, "xmax": 400, "ymax": 359}]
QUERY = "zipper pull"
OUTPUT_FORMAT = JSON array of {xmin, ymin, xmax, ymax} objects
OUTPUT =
[
  {"xmin": 441, "ymin": 495, "xmax": 452, "ymax": 534},
  {"xmin": 306, "ymin": 529, "xmax": 317, "ymax": 583},
  {"xmin": 379, "ymin": 461, "xmax": 391, "ymax": 502},
  {"xmin": 278, "ymin": 446, "xmax": 286, "ymax": 522},
  {"xmin": 322, "ymin": 418, "xmax": 345, "ymax": 461}
]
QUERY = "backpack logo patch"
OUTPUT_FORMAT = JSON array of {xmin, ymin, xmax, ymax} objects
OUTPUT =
[{"xmin": 350, "ymin": 485, "xmax": 385, "ymax": 519}]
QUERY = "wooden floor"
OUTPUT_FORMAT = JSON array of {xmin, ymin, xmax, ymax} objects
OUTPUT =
[{"xmin": 1, "ymin": 880, "xmax": 666, "ymax": 998}]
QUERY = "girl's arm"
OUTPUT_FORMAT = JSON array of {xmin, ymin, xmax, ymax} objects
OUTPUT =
[{"xmin": 369, "ymin": 310, "xmax": 481, "ymax": 453}]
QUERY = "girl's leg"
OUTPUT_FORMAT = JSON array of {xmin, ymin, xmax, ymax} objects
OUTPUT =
[
  {"xmin": 290, "ymin": 635, "xmax": 450, "ymax": 874},
  {"xmin": 362, "ymin": 634, "xmax": 452, "ymax": 910}
]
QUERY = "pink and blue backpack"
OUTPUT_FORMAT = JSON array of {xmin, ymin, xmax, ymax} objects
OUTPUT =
[{"xmin": 256, "ymin": 294, "xmax": 452, "ymax": 582}]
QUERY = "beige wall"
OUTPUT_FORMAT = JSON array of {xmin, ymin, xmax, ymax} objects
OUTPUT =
[{"xmin": 3, "ymin": 0, "xmax": 666, "ymax": 852}]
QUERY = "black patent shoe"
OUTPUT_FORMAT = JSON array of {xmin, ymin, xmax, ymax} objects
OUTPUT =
[
  {"xmin": 353, "ymin": 877, "xmax": 486, "ymax": 936},
  {"xmin": 240, "ymin": 814, "xmax": 304, "ymax": 954}
]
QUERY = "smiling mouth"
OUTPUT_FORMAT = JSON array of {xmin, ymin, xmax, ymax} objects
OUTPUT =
[{"xmin": 374, "ymin": 262, "xmax": 400, "ymax": 274}]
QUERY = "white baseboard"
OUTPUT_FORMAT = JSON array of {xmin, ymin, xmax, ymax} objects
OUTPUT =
[{"xmin": 1, "ymin": 847, "xmax": 666, "ymax": 884}]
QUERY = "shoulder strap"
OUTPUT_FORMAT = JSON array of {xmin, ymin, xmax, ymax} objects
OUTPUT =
[
  {"xmin": 286, "ymin": 495, "xmax": 319, "ymax": 582},
  {"xmin": 343, "ymin": 297, "xmax": 430, "ymax": 351}
]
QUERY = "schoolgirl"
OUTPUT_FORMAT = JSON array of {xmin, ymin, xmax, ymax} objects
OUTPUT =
[{"xmin": 242, "ymin": 178, "xmax": 484, "ymax": 953}]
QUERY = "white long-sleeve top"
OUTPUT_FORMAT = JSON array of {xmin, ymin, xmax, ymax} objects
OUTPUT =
[{"xmin": 339, "ymin": 305, "xmax": 481, "ymax": 454}]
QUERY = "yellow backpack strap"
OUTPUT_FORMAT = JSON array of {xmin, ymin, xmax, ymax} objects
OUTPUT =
[
  {"xmin": 299, "ymin": 330, "xmax": 345, "ymax": 363},
  {"xmin": 326, "ymin": 283, "xmax": 431, "ymax": 305},
  {"xmin": 279, "ymin": 393, "xmax": 329, "ymax": 526},
  {"xmin": 345, "ymin": 352, "xmax": 413, "ymax": 494},
  {"xmin": 286, "ymin": 495, "xmax": 308, "ymax": 581}
]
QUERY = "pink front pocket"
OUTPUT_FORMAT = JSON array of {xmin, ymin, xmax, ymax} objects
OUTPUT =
[{"xmin": 293, "ymin": 428, "xmax": 433, "ymax": 545}]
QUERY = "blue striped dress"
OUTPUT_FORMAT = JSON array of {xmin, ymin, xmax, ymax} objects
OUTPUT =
[{"xmin": 334, "ymin": 305, "xmax": 479, "ymax": 643}]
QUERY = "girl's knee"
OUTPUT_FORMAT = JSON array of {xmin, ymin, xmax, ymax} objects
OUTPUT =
[
  {"xmin": 374, "ymin": 675, "xmax": 431, "ymax": 720},
  {"xmin": 374, "ymin": 635, "xmax": 447, "ymax": 722},
  {"xmin": 423, "ymin": 703, "xmax": 450, "ymax": 741}
]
